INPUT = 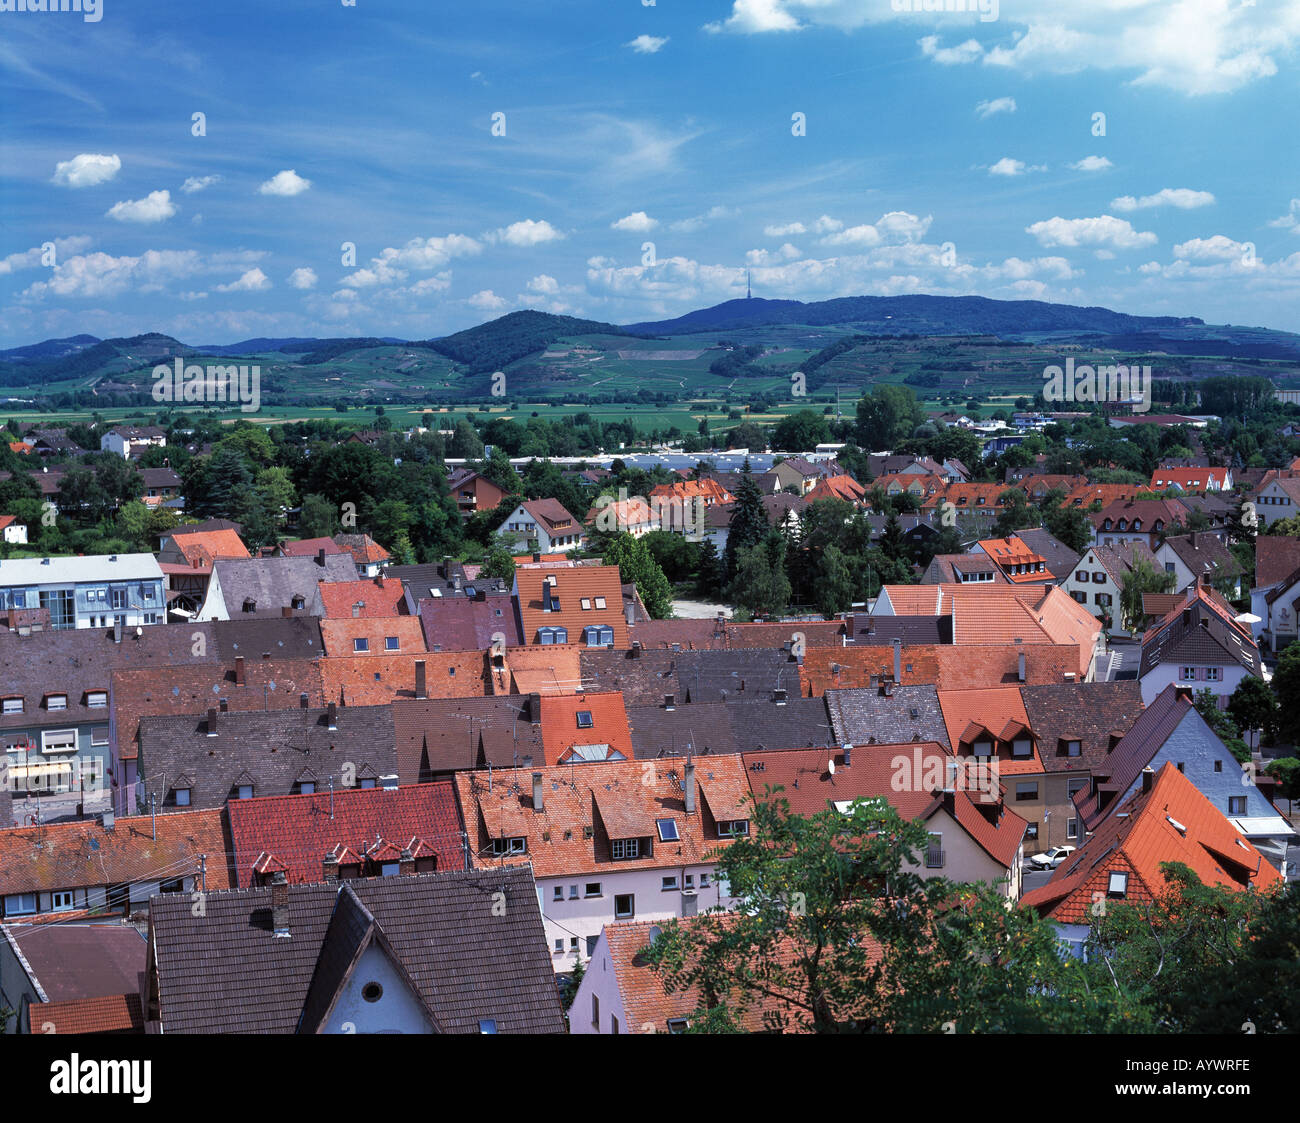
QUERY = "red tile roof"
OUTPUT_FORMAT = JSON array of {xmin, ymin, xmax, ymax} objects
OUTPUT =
[
  {"xmin": 1022, "ymin": 763, "xmax": 1282, "ymax": 923},
  {"xmin": 319, "ymin": 616, "xmax": 426, "ymax": 658},
  {"xmin": 319, "ymin": 651, "xmax": 489, "ymax": 705},
  {"xmin": 167, "ymin": 529, "xmax": 250, "ymax": 566},
  {"xmin": 799, "ymin": 644, "xmax": 1081, "ymax": 696},
  {"xmin": 936, "ymin": 687, "xmax": 1044, "ymax": 776},
  {"xmin": 226, "ymin": 782, "xmax": 464, "ymax": 887},
  {"xmin": 280, "ymin": 536, "xmax": 350, "ymax": 558},
  {"xmin": 539, "ymin": 692, "xmax": 635, "ymax": 764},
  {"xmin": 37, "ymin": 993, "xmax": 143, "ymax": 1034},
  {"xmin": 806, "ymin": 474, "xmax": 868, "ymax": 504},
  {"xmin": 515, "ymin": 565, "xmax": 629, "ymax": 648},
  {"xmin": 316, "ymin": 576, "xmax": 407, "ymax": 618}
]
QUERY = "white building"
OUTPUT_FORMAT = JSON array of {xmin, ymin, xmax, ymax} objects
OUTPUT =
[{"xmin": 0, "ymin": 553, "xmax": 165, "ymax": 630}]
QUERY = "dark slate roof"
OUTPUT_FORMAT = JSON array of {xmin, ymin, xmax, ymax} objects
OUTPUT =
[
  {"xmin": 844, "ymin": 614, "xmax": 951, "ymax": 646},
  {"xmin": 1013, "ymin": 528, "xmax": 1081, "ymax": 581},
  {"xmin": 1161, "ymin": 532, "xmax": 1243, "ymax": 581},
  {"xmin": 1018, "ymin": 680, "xmax": 1146, "ymax": 774},
  {"xmin": 5, "ymin": 922, "xmax": 147, "ymax": 1002},
  {"xmin": 1072, "ymin": 685, "xmax": 1192, "ymax": 830},
  {"xmin": 1139, "ymin": 596, "xmax": 1262, "ymax": 677},
  {"xmin": 212, "ymin": 553, "xmax": 357, "ymax": 617},
  {"xmin": 208, "ymin": 616, "xmax": 323, "ymax": 661},
  {"xmin": 626, "ymin": 701, "xmax": 740, "ymax": 759},
  {"xmin": 138, "ymin": 706, "xmax": 398, "ymax": 810},
  {"xmin": 824, "ymin": 684, "xmax": 951, "ymax": 749},
  {"xmin": 148, "ymin": 867, "xmax": 565, "ymax": 1034},
  {"xmin": 579, "ymin": 648, "xmax": 801, "ymax": 705},
  {"xmin": 389, "ymin": 561, "xmax": 510, "ymax": 602},
  {"xmin": 626, "ymin": 619, "xmax": 727, "ymax": 651},
  {"xmin": 418, "ymin": 594, "xmax": 521, "ymax": 651},
  {"xmin": 726, "ymin": 697, "xmax": 836, "ymax": 752},
  {"xmin": 391, "ymin": 696, "xmax": 543, "ymax": 781}
]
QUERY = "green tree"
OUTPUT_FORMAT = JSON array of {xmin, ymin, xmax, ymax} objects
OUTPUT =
[
  {"xmin": 1119, "ymin": 558, "xmax": 1176, "ymax": 633},
  {"xmin": 298, "ymin": 492, "xmax": 340, "ymax": 539},
  {"xmin": 814, "ymin": 544, "xmax": 855, "ymax": 617},
  {"xmin": 599, "ymin": 532, "xmax": 674, "ymax": 619},
  {"xmin": 1192, "ymin": 687, "xmax": 1249, "ymax": 762},
  {"xmin": 727, "ymin": 537, "xmax": 790, "ymax": 618},
  {"xmin": 482, "ymin": 547, "xmax": 517, "ymax": 584},
  {"xmin": 992, "ymin": 488, "xmax": 1039, "ymax": 538},
  {"xmin": 855, "ymin": 385, "xmax": 924, "ymax": 451},
  {"xmin": 1227, "ymin": 675, "xmax": 1278, "ymax": 746},
  {"xmin": 723, "ymin": 471, "xmax": 769, "ymax": 578},
  {"xmin": 771, "ymin": 409, "xmax": 831, "ymax": 452}
]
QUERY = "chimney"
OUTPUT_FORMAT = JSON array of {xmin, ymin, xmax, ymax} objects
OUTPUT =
[
  {"xmin": 532, "ymin": 552, "xmax": 541, "ymax": 563},
  {"xmin": 113, "ymin": 620, "xmax": 122, "ymax": 645},
  {"xmin": 270, "ymin": 872, "xmax": 290, "ymax": 938},
  {"xmin": 664, "ymin": 693, "xmax": 676, "ymax": 711},
  {"xmin": 234, "ymin": 655, "xmax": 245, "ymax": 686},
  {"xmin": 399, "ymin": 846, "xmax": 415, "ymax": 877},
  {"xmin": 529, "ymin": 692, "xmax": 542, "ymax": 722},
  {"xmin": 317, "ymin": 548, "xmax": 326, "ymax": 567},
  {"xmin": 532, "ymin": 772, "xmax": 544, "ymax": 812},
  {"xmin": 351, "ymin": 602, "xmax": 362, "ymax": 618},
  {"xmin": 1141, "ymin": 766, "xmax": 1155, "ymax": 794},
  {"xmin": 1174, "ymin": 686, "xmax": 1193, "ymax": 703},
  {"xmin": 892, "ymin": 637, "xmax": 902, "ymax": 682},
  {"xmin": 684, "ymin": 755, "xmax": 696, "ymax": 814},
  {"xmin": 375, "ymin": 573, "xmax": 385, "ymax": 589},
  {"xmin": 442, "ymin": 556, "xmax": 453, "ymax": 580},
  {"xmin": 631, "ymin": 640, "xmax": 642, "ymax": 656},
  {"xmin": 626, "ymin": 603, "xmax": 636, "ymax": 626},
  {"xmin": 282, "ymin": 605, "xmax": 293, "ymax": 617},
  {"xmin": 323, "ymin": 853, "xmax": 339, "ymax": 883},
  {"xmin": 327, "ymin": 702, "xmax": 337, "ymax": 730},
  {"xmin": 206, "ymin": 707, "xmax": 218, "ymax": 737},
  {"xmin": 299, "ymin": 692, "xmax": 309, "ymax": 709},
  {"xmin": 842, "ymin": 744, "xmax": 853, "ymax": 768},
  {"xmin": 101, "ymin": 809, "xmax": 115, "ymax": 832},
  {"xmin": 1017, "ymin": 651, "xmax": 1026, "ymax": 682},
  {"xmin": 414, "ymin": 660, "xmax": 427, "ymax": 700}
]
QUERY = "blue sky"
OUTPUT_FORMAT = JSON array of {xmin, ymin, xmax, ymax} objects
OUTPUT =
[{"xmin": 2, "ymin": 0, "xmax": 1298, "ymax": 348}]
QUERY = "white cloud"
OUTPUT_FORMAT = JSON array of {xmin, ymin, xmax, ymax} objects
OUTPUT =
[
  {"xmin": 489, "ymin": 219, "xmax": 564, "ymax": 247},
  {"xmin": 919, "ymin": 36, "xmax": 984, "ymax": 65},
  {"xmin": 342, "ymin": 234, "xmax": 482, "ymax": 288},
  {"xmin": 611, "ymin": 211, "xmax": 658, "ymax": 233},
  {"xmin": 527, "ymin": 274, "xmax": 561, "ymax": 294},
  {"xmin": 1111, "ymin": 188, "xmax": 1216, "ymax": 212},
  {"xmin": 746, "ymin": 243, "xmax": 803, "ymax": 265},
  {"xmin": 812, "ymin": 215, "xmax": 842, "ymax": 234},
  {"xmin": 821, "ymin": 211, "xmax": 931, "ymax": 247},
  {"xmin": 670, "ymin": 206, "xmax": 737, "ymax": 233},
  {"xmin": 181, "ymin": 175, "xmax": 221, "ymax": 194},
  {"xmin": 0, "ymin": 236, "xmax": 93, "ymax": 276},
  {"xmin": 1025, "ymin": 215, "xmax": 1157, "ymax": 250},
  {"xmin": 989, "ymin": 157, "xmax": 1046, "ymax": 177},
  {"xmin": 257, "ymin": 169, "xmax": 312, "ymax": 197},
  {"xmin": 704, "ymin": 0, "xmax": 801, "ymax": 34},
  {"xmin": 627, "ymin": 34, "xmax": 669, "ymax": 53},
  {"xmin": 215, "ymin": 267, "xmax": 271, "ymax": 293},
  {"xmin": 20, "ymin": 248, "xmax": 204, "ymax": 300},
  {"xmin": 1172, "ymin": 235, "xmax": 1250, "ymax": 262},
  {"xmin": 287, "ymin": 267, "xmax": 318, "ymax": 290},
  {"xmin": 975, "ymin": 97, "xmax": 1016, "ymax": 118},
  {"xmin": 52, "ymin": 153, "xmax": 120, "ymax": 188},
  {"xmin": 1069, "ymin": 156, "xmax": 1113, "ymax": 172},
  {"xmin": 468, "ymin": 289, "xmax": 508, "ymax": 311},
  {"xmin": 764, "ymin": 222, "xmax": 806, "ymax": 237},
  {"xmin": 1270, "ymin": 199, "xmax": 1300, "ymax": 232},
  {"xmin": 105, "ymin": 189, "xmax": 177, "ymax": 224},
  {"xmin": 409, "ymin": 273, "xmax": 453, "ymax": 295}
]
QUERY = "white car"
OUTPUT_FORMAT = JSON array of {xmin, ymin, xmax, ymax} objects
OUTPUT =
[{"xmin": 1028, "ymin": 845, "xmax": 1076, "ymax": 870}]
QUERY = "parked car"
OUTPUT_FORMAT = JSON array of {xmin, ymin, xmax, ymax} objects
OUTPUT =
[{"xmin": 1028, "ymin": 845, "xmax": 1076, "ymax": 870}]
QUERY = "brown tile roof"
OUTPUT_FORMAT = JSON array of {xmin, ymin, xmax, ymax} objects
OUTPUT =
[
  {"xmin": 333, "ymin": 533, "xmax": 390, "ymax": 565},
  {"xmin": 319, "ymin": 616, "xmax": 426, "ymax": 658},
  {"xmin": 392, "ymin": 696, "xmax": 544, "ymax": 781},
  {"xmin": 454, "ymin": 757, "xmax": 749, "ymax": 878},
  {"xmin": 520, "ymin": 497, "xmax": 582, "ymax": 533},
  {"xmin": 37, "ymin": 993, "xmax": 143, "ymax": 1034},
  {"xmin": 539, "ymin": 692, "xmax": 635, "ymax": 764},
  {"xmin": 1018, "ymin": 681, "xmax": 1146, "ymax": 774},
  {"xmin": 316, "ymin": 576, "xmax": 407, "ymax": 618},
  {"xmin": 799, "ymin": 644, "xmax": 1081, "ymax": 696},
  {"xmin": 0, "ymin": 808, "xmax": 232, "ymax": 896},
  {"xmin": 111, "ymin": 657, "xmax": 324, "ymax": 763},
  {"xmin": 515, "ymin": 565, "xmax": 628, "ymax": 648},
  {"xmin": 1254, "ymin": 535, "xmax": 1300, "ymax": 590},
  {"xmin": 1022, "ymin": 763, "xmax": 1282, "ymax": 923},
  {"xmin": 226, "ymin": 782, "xmax": 465, "ymax": 887},
  {"xmin": 627, "ymin": 618, "xmax": 727, "ymax": 651},
  {"xmin": 280, "ymin": 536, "xmax": 350, "ymax": 558},
  {"xmin": 148, "ymin": 867, "xmax": 565, "ymax": 1033},
  {"xmin": 5, "ymin": 922, "xmax": 147, "ymax": 1005},
  {"xmin": 320, "ymin": 651, "xmax": 490, "ymax": 705},
  {"xmin": 418, "ymin": 593, "xmax": 521, "ymax": 651}
]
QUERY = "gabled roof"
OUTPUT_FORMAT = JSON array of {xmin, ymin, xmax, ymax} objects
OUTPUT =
[
  {"xmin": 4, "ymin": 923, "xmax": 146, "ymax": 1008},
  {"xmin": 1018, "ymin": 680, "xmax": 1145, "ymax": 774},
  {"xmin": 226, "ymin": 782, "xmax": 464, "ymax": 887},
  {"xmin": 539, "ymin": 692, "xmax": 634, "ymax": 765},
  {"xmin": 825, "ymin": 684, "xmax": 951, "ymax": 749},
  {"xmin": 418, "ymin": 593, "xmax": 521, "ymax": 651},
  {"xmin": 319, "ymin": 616, "xmax": 426, "ymax": 658},
  {"xmin": 1091, "ymin": 498, "xmax": 1191, "ymax": 531},
  {"xmin": 1139, "ymin": 586, "xmax": 1261, "ymax": 678},
  {"xmin": 280, "ymin": 537, "xmax": 350, "ymax": 559},
  {"xmin": 316, "ymin": 576, "xmax": 408, "ymax": 618},
  {"xmin": 148, "ymin": 867, "xmax": 564, "ymax": 1033},
  {"xmin": 626, "ymin": 701, "xmax": 740, "ymax": 759},
  {"xmin": 0, "ymin": 809, "xmax": 231, "ymax": 896},
  {"xmin": 319, "ymin": 651, "xmax": 488, "ymax": 706},
  {"xmin": 1022, "ymin": 763, "xmax": 1282, "ymax": 923},
  {"xmin": 580, "ymin": 647, "xmax": 800, "ymax": 704},
  {"xmin": 38, "ymin": 993, "xmax": 144, "ymax": 1034},
  {"xmin": 1159, "ymin": 533, "xmax": 1242, "ymax": 581},
  {"xmin": 742, "ymin": 743, "xmax": 1026, "ymax": 870},
  {"xmin": 936, "ymin": 687, "xmax": 1044, "ymax": 775},
  {"xmin": 1011, "ymin": 527, "xmax": 1081, "ymax": 579},
  {"xmin": 515, "ymin": 565, "xmax": 628, "ymax": 648},
  {"xmin": 806, "ymin": 474, "xmax": 867, "ymax": 504},
  {"xmin": 332, "ymin": 533, "xmax": 390, "ymax": 565},
  {"xmin": 164, "ymin": 528, "xmax": 250, "ymax": 566},
  {"xmin": 1083, "ymin": 541, "xmax": 1160, "ymax": 585},
  {"xmin": 517, "ymin": 498, "xmax": 582, "ymax": 533},
  {"xmin": 391, "ymin": 696, "xmax": 544, "ymax": 780},
  {"xmin": 1254, "ymin": 535, "xmax": 1300, "ymax": 590},
  {"xmin": 212, "ymin": 553, "xmax": 357, "ymax": 617},
  {"xmin": 454, "ymin": 756, "xmax": 748, "ymax": 877}
]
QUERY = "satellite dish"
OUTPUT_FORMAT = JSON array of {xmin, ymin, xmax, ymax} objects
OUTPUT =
[{"xmin": 828, "ymin": 758, "xmax": 836, "ymax": 775}]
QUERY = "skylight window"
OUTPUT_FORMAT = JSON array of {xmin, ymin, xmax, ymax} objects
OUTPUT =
[
  {"xmin": 576, "ymin": 710, "xmax": 594, "ymax": 729},
  {"xmin": 656, "ymin": 818, "xmax": 679, "ymax": 842}
]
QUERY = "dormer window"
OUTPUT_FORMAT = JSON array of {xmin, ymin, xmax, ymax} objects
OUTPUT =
[
  {"xmin": 972, "ymin": 740, "xmax": 993, "ymax": 758},
  {"xmin": 86, "ymin": 691, "xmax": 107, "ymax": 708},
  {"xmin": 717, "ymin": 820, "xmax": 749, "ymax": 838},
  {"xmin": 291, "ymin": 595, "xmax": 306, "ymax": 610},
  {"xmin": 491, "ymin": 837, "xmax": 527, "ymax": 856},
  {"xmin": 237, "ymin": 784, "xmax": 254, "ymax": 799},
  {"xmin": 1, "ymin": 698, "xmax": 22, "ymax": 716},
  {"xmin": 45, "ymin": 694, "xmax": 67, "ymax": 711},
  {"xmin": 1012, "ymin": 737, "xmax": 1032, "ymax": 758},
  {"xmin": 175, "ymin": 787, "xmax": 192, "ymax": 807},
  {"xmin": 611, "ymin": 838, "xmax": 641, "ymax": 860},
  {"xmin": 1066, "ymin": 739, "xmax": 1081, "ymax": 757},
  {"xmin": 298, "ymin": 781, "xmax": 316, "ymax": 795},
  {"xmin": 1132, "ymin": 519, "xmax": 1143, "ymax": 531},
  {"xmin": 242, "ymin": 598, "xmax": 256, "ymax": 613}
]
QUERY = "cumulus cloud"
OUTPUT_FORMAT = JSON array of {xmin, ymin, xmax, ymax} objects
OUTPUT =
[
  {"xmin": 821, "ymin": 211, "xmax": 932, "ymax": 247},
  {"xmin": 181, "ymin": 175, "xmax": 221, "ymax": 194},
  {"xmin": 1025, "ymin": 215, "xmax": 1157, "ymax": 250},
  {"xmin": 919, "ymin": 36, "xmax": 983, "ymax": 65},
  {"xmin": 0, "ymin": 236, "xmax": 93, "ymax": 276},
  {"xmin": 1172, "ymin": 235, "xmax": 1251, "ymax": 262},
  {"xmin": 627, "ymin": 34, "xmax": 668, "ymax": 53},
  {"xmin": 468, "ymin": 289, "xmax": 508, "ymax": 311},
  {"xmin": 342, "ymin": 234, "xmax": 482, "ymax": 287},
  {"xmin": 764, "ymin": 222, "xmax": 806, "ymax": 237},
  {"xmin": 215, "ymin": 267, "xmax": 271, "ymax": 293},
  {"xmin": 257, "ymin": 169, "xmax": 312, "ymax": 196},
  {"xmin": 704, "ymin": 0, "xmax": 801, "ymax": 34},
  {"xmin": 1069, "ymin": 156, "xmax": 1113, "ymax": 172},
  {"xmin": 745, "ymin": 243, "xmax": 802, "ymax": 265},
  {"xmin": 975, "ymin": 97, "xmax": 1016, "ymax": 118},
  {"xmin": 409, "ymin": 273, "xmax": 452, "ymax": 295},
  {"xmin": 106, "ymin": 189, "xmax": 177, "ymax": 224},
  {"xmin": 1111, "ymin": 188, "xmax": 1216, "ymax": 211},
  {"xmin": 989, "ymin": 157, "xmax": 1046, "ymax": 177},
  {"xmin": 527, "ymin": 274, "xmax": 561, "ymax": 294},
  {"xmin": 669, "ymin": 205, "xmax": 737, "ymax": 233},
  {"xmin": 20, "ymin": 248, "xmax": 204, "ymax": 300},
  {"xmin": 287, "ymin": 267, "xmax": 318, "ymax": 290},
  {"xmin": 52, "ymin": 153, "xmax": 120, "ymax": 188},
  {"xmin": 812, "ymin": 215, "xmax": 843, "ymax": 234},
  {"xmin": 611, "ymin": 211, "xmax": 658, "ymax": 233},
  {"xmin": 488, "ymin": 219, "xmax": 564, "ymax": 247},
  {"xmin": 1270, "ymin": 199, "xmax": 1300, "ymax": 232}
]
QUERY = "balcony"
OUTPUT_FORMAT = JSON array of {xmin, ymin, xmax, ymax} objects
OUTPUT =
[{"xmin": 925, "ymin": 848, "xmax": 946, "ymax": 869}]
